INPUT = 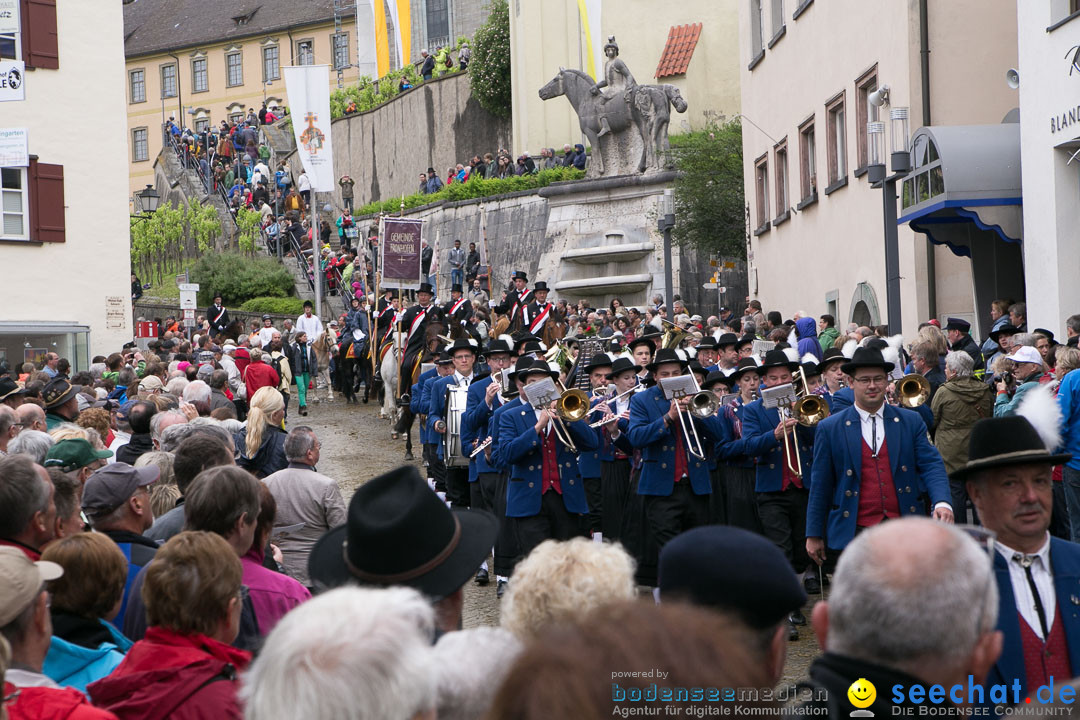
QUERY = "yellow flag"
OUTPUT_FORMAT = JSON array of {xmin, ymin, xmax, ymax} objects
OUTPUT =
[{"xmin": 374, "ymin": 0, "xmax": 390, "ymax": 77}]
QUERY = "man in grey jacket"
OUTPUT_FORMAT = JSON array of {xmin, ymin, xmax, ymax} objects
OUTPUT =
[{"xmin": 448, "ymin": 239, "xmax": 466, "ymax": 289}]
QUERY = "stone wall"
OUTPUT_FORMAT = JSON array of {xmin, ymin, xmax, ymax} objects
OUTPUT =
[{"xmin": 283, "ymin": 72, "xmax": 511, "ymax": 211}]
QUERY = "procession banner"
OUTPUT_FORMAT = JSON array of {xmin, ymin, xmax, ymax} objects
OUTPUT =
[
  {"xmin": 282, "ymin": 65, "xmax": 335, "ymax": 191},
  {"xmin": 354, "ymin": 0, "xmax": 377, "ymax": 79},
  {"xmin": 380, "ymin": 217, "xmax": 423, "ymax": 290}
]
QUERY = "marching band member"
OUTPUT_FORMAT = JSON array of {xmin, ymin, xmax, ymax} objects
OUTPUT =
[
  {"xmin": 418, "ymin": 351, "xmax": 454, "ymax": 498},
  {"xmin": 461, "ymin": 336, "xmax": 515, "ymax": 586},
  {"xmin": 627, "ymin": 331, "xmax": 657, "ymax": 384},
  {"xmin": 806, "ymin": 346, "xmax": 953, "ymax": 566},
  {"xmin": 714, "ymin": 333, "xmax": 741, "ymax": 373},
  {"xmin": 799, "ymin": 354, "xmax": 824, "ymax": 395},
  {"xmin": 578, "ymin": 353, "xmax": 615, "ymax": 538},
  {"xmin": 819, "ymin": 347, "xmax": 847, "ymax": 401},
  {"xmin": 701, "ymin": 369, "xmax": 734, "ymax": 524},
  {"xmin": 523, "ymin": 281, "xmax": 562, "ymax": 347},
  {"xmin": 694, "ymin": 336, "xmax": 719, "ymax": 372},
  {"xmin": 596, "ymin": 356, "xmax": 640, "ymax": 542},
  {"xmin": 498, "ymin": 360, "xmax": 599, "ymax": 560},
  {"xmin": 626, "ymin": 348, "xmax": 725, "ymax": 553},
  {"xmin": 428, "ymin": 338, "xmax": 480, "ymax": 509},
  {"xmin": 715, "ymin": 357, "xmax": 764, "ymax": 534},
  {"xmin": 494, "ymin": 271, "xmax": 533, "ymax": 334},
  {"xmin": 740, "ymin": 349, "xmax": 816, "ymax": 639},
  {"xmin": 410, "ymin": 356, "xmax": 439, "ymax": 481},
  {"xmin": 736, "ymin": 333, "xmax": 757, "ymax": 359}
]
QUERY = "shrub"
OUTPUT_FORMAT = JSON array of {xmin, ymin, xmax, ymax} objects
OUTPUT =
[
  {"xmin": 670, "ymin": 120, "xmax": 746, "ymax": 259},
  {"xmin": 469, "ymin": 0, "xmax": 511, "ymax": 118},
  {"xmin": 189, "ymin": 253, "xmax": 295, "ymax": 306},
  {"xmin": 239, "ymin": 297, "xmax": 307, "ymax": 316}
]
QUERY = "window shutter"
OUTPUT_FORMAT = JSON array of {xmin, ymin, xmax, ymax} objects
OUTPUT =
[
  {"xmin": 19, "ymin": 0, "xmax": 59, "ymax": 70},
  {"xmin": 29, "ymin": 159, "xmax": 66, "ymax": 243}
]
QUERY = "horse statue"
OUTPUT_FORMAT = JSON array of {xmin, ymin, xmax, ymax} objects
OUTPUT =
[{"xmin": 629, "ymin": 84, "xmax": 688, "ymax": 171}]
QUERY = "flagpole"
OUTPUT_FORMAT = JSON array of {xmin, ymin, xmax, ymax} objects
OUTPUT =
[
  {"xmin": 372, "ymin": 215, "xmax": 382, "ymax": 382},
  {"xmin": 313, "ymin": 192, "xmax": 322, "ymax": 320}
]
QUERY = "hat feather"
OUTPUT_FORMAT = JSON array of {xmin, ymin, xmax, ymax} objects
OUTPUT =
[
  {"xmin": 841, "ymin": 339, "xmax": 858, "ymax": 359},
  {"xmin": 886, "ymin": 334, "xmax": 905, "ymax": 352},
  {"xmin": 782, "ymin": 348, "xmax": 800, "ymax": 364},
  {"xmin": 1017, "ymin": 383, "xmax": 1063, "ymax": 452},
  {"xmin": 786, "ymin": 325, "xmax": 798, "ymax": 347},
  {"xmin": 498, "ymin": 334, "xmax": 514, "ymax": 350},
  {"xmin": 801, "ymin": 353, "xmax": 818, "ymax": 365}
]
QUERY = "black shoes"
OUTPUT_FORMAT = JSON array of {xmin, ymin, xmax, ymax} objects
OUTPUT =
[
  {"xmin": 496, "ymin": 579, "xmax": 508, "ymax": 598},
  {"xmin": 788, "ymin": 623, "xmax": 800, "ymax": 641},
  {"xmin": 475, "ymin": 568, "xmax": 490, "ymax": 586},
  {"xmin": 804, "ymin": 575, "xmax": 821, "ymax": 595},
  {"xmin": 789, "ymin": 609, "xmax": 806, "ymax": 626}
]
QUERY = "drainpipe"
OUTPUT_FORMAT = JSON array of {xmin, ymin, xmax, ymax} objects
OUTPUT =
[{"xmin": 919, "ymin": 0, "xmax": 937, "ymax": 320}]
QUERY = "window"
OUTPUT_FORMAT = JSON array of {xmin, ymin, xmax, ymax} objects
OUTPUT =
[
  {"xmin": 226, "ymin": 52, "xmax": 243, "ymax": 87},
  {"xmin": 425, "ymin": 0, "xmax": 450, "ymax": 50},
  {"xmin": 826, "ymin": 93, "xmax": 847, "ymax": 190},
  {"xmin": 855, "ymin": 66, "xmax": 878, "ymax": 172},
  {"xmin": 132, "ymin": 128, "xmax": 148, "ymax": 162},
  {"xmin": 774, "ymin": 140, "xmax": 789, "ymax": 221},
  {"xmin": 192, "ymin": 57, "xmax": 208, "ymax": 93},
  {"xmin": 769, "ymin": 0, "xmax": 785, "ymax": 44},
  {"xmin": 160, "ymin": 64, "xmax": 177, "ymax": 98},
  {"xmin": 297, "ymin": 40, "xmax": 314, "ymax": 66},
  {"xmin": 901, "ymin": 134, "xmax": 944, "ymax": 210},
  {"xmin": 129, "ymin": 69, "xmax": 145, "ymax": 103},
  {"xmin": 194, "ymin": 117, "xmax": 210, "ymax": 133},
  {"xmin": 749, "ymin": 0, "xmax": 764, "ymax": 63},
  {"xmin": 754, "ymin": 154, "xmax": 770, "ymax": 231},
  {"xmin": 332, "ymin": 33, "xmax": 349, "ymax": 70},
  {"xmin": 0, "ymin": 33, "xmax": 18, "ymax": 60},
  {"xmin": 230, "ymin": 112, "xmax": 244, "ymax": 124},
  {"xmin": 263, "ymin": 45, "xmax": 280, "ymax": 81},
  {"xmin": 1, "ymin": 167, "xmax": 27, "ymax": 240},
  {"xmin": 799, "ymin": 118, "xmax": 816, "ymax": 201}
]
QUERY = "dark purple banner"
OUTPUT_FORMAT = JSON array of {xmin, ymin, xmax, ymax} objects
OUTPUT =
[{"xmin": 380, "ymin": 218, "xmax": 423, "ymax": 289}]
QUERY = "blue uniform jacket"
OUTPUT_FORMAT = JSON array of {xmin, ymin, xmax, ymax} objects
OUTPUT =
[
  {"xmin": 462, "ymin": 376, "xmax": 504, "ymax": 478},
  {"xmin": 806, "ymin": 403, "xmax": 950, "ymax": 549},
  {"xmin": 578, "ymin": 396, "xmax": 607, "ymax": 478},
  {"xmin": 597, "ymin": 396, "xmax": 634, "ymax": 461},
  {"xmin": 418, "ymin": 371, "xmax": 443, "ymax": 445},
  {"xmin": 499, "ymin": 404, "xmax": 599, "ymax": 517},
  {"xmin": 987, "ymin": 538, "xmax": 1080, "ymax": 699},
  {"xmin": 626, "ymin": 385, "xmax": 723, "ymax": 496},
  {"xmin": 714, "ymin": 399, "xmax": 754, "ymax": 469},
  {"xmin": 490, "ymin": 397, "xmax": 523, "ymax": 472},
  {"xmin": 740, "ymin": 399, "xmax": 816, "ymax": 492},
  {"xmin": 411, "ymin": 368, "xmax": 437, "ymax": 445},
  {"xmin": 427, "ymin": 373, "xmax": 474, "ymax": 460}
]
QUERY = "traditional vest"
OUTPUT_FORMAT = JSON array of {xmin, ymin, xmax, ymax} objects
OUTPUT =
[
  {"xmin": 856, "ymin": 437, "xmax": 900, "ymax": 528},
  {"xmin": 1019, "ymin": 607, "xmax": 1072, "ymax": 694},
  {"xmin": 541, "ymin": 427, "xmax": 562, "ymax": 495}
]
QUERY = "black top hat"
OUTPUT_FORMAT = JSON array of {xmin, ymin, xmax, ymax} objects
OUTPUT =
[
  {"xmin": 508, "ymin": 356, "xmax": 535, "ymax": 381},
  {"xmin": 944, "ymin": 317, "xmax": 971, "ymax": 332},
  {"xmin": 583, "ymin": 353, "xmax": 614, "ymax": 372},
  {"xmin": 715, "ymin": 332, "xmax": 739, "ymax": 349},
  {"xmin": 819, "ymin": 347, "xmax": 846, "ymax": 369},
  {"xmin": 646, "ymin": 348, "xmax": 688, "ymax": 373},
  {"xmin": 729, "ymin": 357, "xmax": 761, "ymax": 381},
  {"xmin": 418, "ymin": 282, "xmax": 435, "ymax": 295},
  {"xmin": 0, "ymin": 376, "xmax": 28, "ymax": 402},
  {"xmin": 840, "ymin": 346, "xmax": 895, "ymax": 376},
  {"xmin": 658, "ymin": 526, "xmax": 806, "ymax": 630},
  {"xmin": 308, "ymin": 465, "xmax": 497, "ymax": 598},
  {"xmin": 485, "ymin": 338, "xmax": 513, "ymax": 356},
  {"xmin": 511, "ymin": 270, "xmax": 528, "ymax": 282},
  {"xmin": 518, "ymin": 339, "xmax": 546, "ymax": 356},
  {"xmin": 951, "ymin": 415, "xmax": 1072, "ymax": 481},
  {"xmin": 608, "ymin": 356, "xmax": 642, "ymax": 377},
  {"xmin": 702, "ymin": 370, "xmax": 732, "ymax": 390},
  {"xmin": 447, "ymin": 338, "xmax": 479, "ymax": 355},
  {"xmin": 989, "ymin": 324, "xmax": 1020, "ymax": 344},
  {"xmin": 511, "ymin": 331, "xmax": 539, "ymax": 344},
  {"xmin": 758, "ymin": 349, "xmax": 799, "ymax": 373},
  {"xmin": 43, "ymin": 378, "xmax": 79, "ymax": 410},
  {"xmin": 450, "ymin": 283, "xmax": 463, "ymax": 294},
  {"xmin": 1033, "ymin": 328, "xmax": 1058, "ymax": 345},
  {"xmin": 533, "ymin": 281, "xmax": 550, "ymax": 292}
]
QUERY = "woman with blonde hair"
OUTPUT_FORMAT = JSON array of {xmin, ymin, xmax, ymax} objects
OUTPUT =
[{"xmin": 232, "ymin": 386, "xmax": 287, "ymax": 478}]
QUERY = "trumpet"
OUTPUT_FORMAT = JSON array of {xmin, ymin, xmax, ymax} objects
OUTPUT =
[
  {"xmin": 893, "ymin": 373, "xmax": 931, "ymax": 408},
  {"xmin": 469, "ymin": 436, "xmax": 493, "ymax": 458}
]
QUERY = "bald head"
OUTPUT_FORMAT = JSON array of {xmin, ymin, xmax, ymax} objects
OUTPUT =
[{"xmin": 16, "ymin": 403, "xmax": 45, "ymax": 433}]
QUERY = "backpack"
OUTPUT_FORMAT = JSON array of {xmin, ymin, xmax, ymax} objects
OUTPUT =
[{"xmin": 268, "ymin": 353, "xmax": 287, "ymax": 385}]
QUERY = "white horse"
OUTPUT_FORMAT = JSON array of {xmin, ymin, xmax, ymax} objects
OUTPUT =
[{"xmin": 379, "ymin": 331, "xmax": 406, "ymax": 425}]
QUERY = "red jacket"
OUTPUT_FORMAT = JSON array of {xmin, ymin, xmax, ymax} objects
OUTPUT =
[
  {"xmin": 243, "ymin": 362, "xmax": 280, "ymax": 400},
  {"xmin": 4, "ymin": 683, "xmax": 117, "ymax": 720},
  {"xmin": 87, "ymin": 627, "xmax": 251, "ymax": 720}
]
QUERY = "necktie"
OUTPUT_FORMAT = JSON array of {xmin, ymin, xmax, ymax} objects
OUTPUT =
[
  {"xmin": 1014, "ymin": 553, "xmax": 1050, "ymax": 639},
  {"xmin": 871, "ymin": 415, "xmax": 878, "ymax": 458}
]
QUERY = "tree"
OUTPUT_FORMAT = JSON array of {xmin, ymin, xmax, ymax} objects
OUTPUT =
[
  {"xmin": 669, "ymin": 120, "xmax": 745, "ymax": 259},
  {"xmin": 469, "ymin": 0, "xmax": 511, "ymax": 118}
]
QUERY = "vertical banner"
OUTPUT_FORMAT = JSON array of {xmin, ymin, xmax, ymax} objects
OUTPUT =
[
  {"xmin": 379, "ymin": 217, "xmax": 423, "ymax": 290},
  {"xmin": 355, "ymin": 0, "xmax": 377, "ymax": 79},
  {"xmin": 431, "ymin": 229, "xmax": 440, "ymax": 297},
  {"xmin": 395, "ymin": 0, "xmax": 411, "ymax": 70},
  {"xmin": 374, "ymin": 0, "xmax": 390, "ymax": 77},
  {"xmin": 576, "ymin": 0, "xmax": 603, "ymax": 81},
  {"xmin": 283, "ymin": 65, "xmax": 336, "ymax": 191}
]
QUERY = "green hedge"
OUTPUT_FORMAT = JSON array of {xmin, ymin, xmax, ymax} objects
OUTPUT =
[
  {"xmin": 239, "ymin": 297, "xmax": 308, "ymax": 316},
  {"xmin": 469, "ymin": 0, "xmax": 511, "ymax": 118},
  {"xmin": 189, "ymin": 253, "xmax": 295, "ymax": 306},
  {"xmin": 357, "ymin": 167, "xmax": 584, "ymax": 216}
]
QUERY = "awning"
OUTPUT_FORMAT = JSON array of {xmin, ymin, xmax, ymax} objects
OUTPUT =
[{"xmin": 896, "ymin": 123, "xmax": 1022, "ymax": 257}]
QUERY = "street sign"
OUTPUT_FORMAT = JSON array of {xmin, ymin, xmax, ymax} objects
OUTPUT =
[
  {"xmin": 183, "ymin": 318, "xmax": 196, "ymax": 328},
  {"xmin": 719, "ymin": 286, "xmax": 727, "ymax": 293},
  {"xmin": 703, "ymin": 283, "xmax": 718, "ymax": 289},
  {"xmin": 182, "ymin": 309, "xmax": 195, "ymax": 319},
  {"xmin": 175, "ymin": 273, "xmax": 188, "ymax": 285},
  {"xmin": 177, "ymin": 283, "xmax": 200, "ymax": 292},
  {"xmin": 179, "ymin": 291, "xmax": 197, "ymax": 310}
]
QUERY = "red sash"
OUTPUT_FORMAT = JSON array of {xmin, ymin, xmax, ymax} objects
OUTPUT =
[
  {"xmin": 511, "ymin": 290, "xmax": 532, "ymax": 319},
  {"xmin": 528, "ymin": 303, "xmax": 552, "ymax": 334},
  {"xmin": 407, "ymin": 306, "xmax": 430, "ymax": 342},
  {"xmin": 448, "ymin": 297, "xmax": 468, "ymax": 322},
  {"xmin": 210, "ymin": 306, "xmax": 226, "ymax": 325}
]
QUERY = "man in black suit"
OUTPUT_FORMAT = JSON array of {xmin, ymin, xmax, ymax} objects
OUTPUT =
[{"xmin": 206, "ymin": 295, "xmax": 230, "ymax": 336}]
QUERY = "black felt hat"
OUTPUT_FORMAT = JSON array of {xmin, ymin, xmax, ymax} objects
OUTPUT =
[
  {"xmin": 953, "ymin": 415, "xmax": 1072, "ymax": 481},
  {"xmin": 0, "ymin": 376, "xmax": 28, "ymax": 402},
  {"xmin": 446, "ymin": 337, "xmax": 479, "ymax": 356},
  {"xmin": 729, "ymin": 357, "xmax": 761, "ymax": 381},
  {"xmin": 701, "ymin": 371, "xmax": 733, "ymax": 390},
  {"xmin": 840, "ymin": 347, "xmax": 895, "ymax": 376},
  {"xmin": 758, "ymin": 349, "xmax": 799, "ymax": 373},
  {"xmin": 608, "ymin": 357, "xmax": 642, "ymax": 377},
  {"xmin": 583, "ymin": 353, "xmax": 614, "ymax": 372},
  {"xmin": 989, "ymin": 324, "xmax": 1020, "ymax": 344},
  {"xmin": 659, "ymin": 526, "xmax": 807, "ymax": 630},
  {"xmin": 819, "ymin": 347, "xmax": 846, "ymax": 369},
  {"xmin": 645, "ymin": 348, "xmax": 688, "ymax": 373},
  {"xmin": 715, "ymin": 332, "xmax": 739, "ymax": 349},
  {"xmin": 418, "ymin": 282, "xmax": 435, "ymax": 295},
  {"xmin": 533, "ymin": 281, "xmax": 550, "ymax": 292},
  {"xmin": 308, "ymin": 465, "xmax": 497, "ymax": 599}
]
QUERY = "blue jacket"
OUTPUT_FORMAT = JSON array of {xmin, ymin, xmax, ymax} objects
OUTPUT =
[
  {"xmin": 491, "ymin": 397, "xmax": 524, "ymax": 472},
  {"xmin": 806, "ymin": 403, "xmax": 950, "ymax": 549},
  {"xmin": 578, "ymin": 396, "xmax": 607, "ymax": 478},
  {"xmin": 499, "ymin": 404, "xmax": 599, "ymax": 517},
  {"xmin": 739, "ymin": 398, "xmax": 816, "ymax": 492},
  {"xmin": 987, "ymin": 537, "xmax": 1080, "ymax": 699},
  {"xmin": 418, "ymin": 371, "xmax": 445, "ymax": 445},
  {"xmin": 626, "ymin": 386, "xmax": 723, "ymax": 496},
  {"xmin": 462, "ymin": 376, "xmax": 505, "ymax": 478},
  {"xmin": 428, "ymin": 374, "xmax": 474, "ymax": 460},
  {"xmin": 714, "ymin": 398, "xmax": 755, "ymax": 469},
  {"xmin": 43, "ymin": 621, "xmax": 132, "ymax": 693},
  {"xmin": 411, "ymin": 368, "xmax": 438, "ymax": 445},
  {"xmin": 1058, "ymin": 370, "xmax": 1080, "ymax": 472},
  {"xmin": 597, "ymin": 396, "xmax": 634, "ymax": 461}
]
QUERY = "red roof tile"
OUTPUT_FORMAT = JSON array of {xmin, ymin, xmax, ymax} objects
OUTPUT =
[{"xmin": 655, "ymin": 23, "xmax": 702, "ymax": 79}]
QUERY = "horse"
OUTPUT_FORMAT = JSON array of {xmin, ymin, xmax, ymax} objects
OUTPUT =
[
  {"xmin": 629, "ymin": 84, "xmax": 688, "ymax": 171},
  {"xmin": 538, "ymin": 67, "xmax": 646, "ymax": 175},
  {"xmin": 379, "ymin": 331, "xmax": 407, "ymax": 423},
  {"xmin": 311, "ymin": 331, "xmax": 338, "ymax": 402}
]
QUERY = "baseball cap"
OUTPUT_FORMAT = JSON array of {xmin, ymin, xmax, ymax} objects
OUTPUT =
[
  {"xmin": 1005, "ymin": 346, "xmax": 1043, "ymax": 365},
  {"xmin": 0, "ymin": 547, "xmax": 63, "ymax": 626},
  {"xmin": 81, "ymin": 463, "xmax": 160, "ymax": 519},
  {"xmin": 139, "ymin": 375, "xmax": 164, "ymax": 393},
  {"xmin": 43, "ymin": 438, "xmax": 112, "ymax": 472}
]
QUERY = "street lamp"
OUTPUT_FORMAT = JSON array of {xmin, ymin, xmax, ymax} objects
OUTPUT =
[
  {"xmin": 867, "ymin": 106, "xmax": 911, "ymax": 335},
  {"xmin": 657, "ymin": 188, "xmax": 676, "ymax": 315},
  {"xmin": 131, "ymin": 184, "xmax": 160, "ymax": 222}
]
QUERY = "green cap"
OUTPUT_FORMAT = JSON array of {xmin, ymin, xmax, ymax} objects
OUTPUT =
[{"xmin": 43, "ymin": 438, "xmax": 113, "ymax": 472}]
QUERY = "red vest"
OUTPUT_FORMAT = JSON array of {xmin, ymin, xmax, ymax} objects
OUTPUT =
[
  {"xmin": 1019, "ymin": 607, "xmax": 1072, "ymax": 694},
  {"xmin": 541, "ymin": 427, "xmax": 562, "ymax": 495},
  {"xmin": 672, "ymin": 419, "xmax": 688, "ymax": 482},
  {"xmin": 780, "ymin": 436, "xmax": 803, "ymax": 491},
  {"xmin": 856, "ymin": 437, "xmax": 900, "ymax": 528}
]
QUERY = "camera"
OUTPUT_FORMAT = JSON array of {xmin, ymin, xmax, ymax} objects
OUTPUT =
[{"xmin": 994, "ymin": 371, "xmax": 1015, "ymax": 392}]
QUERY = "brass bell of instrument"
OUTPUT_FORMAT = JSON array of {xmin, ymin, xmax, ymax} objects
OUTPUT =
[
  {"xmin": 896, "ymin": 373, "xmax": 931, "ymax": 408},
  {"xmin": 689, "ymin": 391, "xmax": 720, "ymax": 419},
  {"xmin": 793, "ymin": 394, "xmax": 830, "ymax": 427},
  {"xmin": 659, "ymin": 320, "xmax": 689, "ymax": 350},
  {"xmin": 556, "ymin": 388, "xmax": 590, "ymax": 422}
]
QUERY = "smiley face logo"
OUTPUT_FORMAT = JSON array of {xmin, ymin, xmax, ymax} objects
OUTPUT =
[{"xmin": 847, "ymin": 678, "xmax": 876, "ymax": 710}]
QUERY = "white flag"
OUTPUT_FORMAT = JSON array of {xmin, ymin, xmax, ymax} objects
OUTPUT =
[
  {"xmin": 355, "ymin": 0, "xmax": 377, "ymax": 79},
  {"xmin": 283, "ymin": 65, "xmax": 336, "ymax": 192}
]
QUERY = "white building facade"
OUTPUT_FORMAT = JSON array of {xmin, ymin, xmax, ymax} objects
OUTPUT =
[
  {"xmin": 738, "ymin": 0, "xmax": 1018, "ymax": 339},
  {"xmin": 0, "ymin": 1, "xmax": 132, "ymax": 369}
]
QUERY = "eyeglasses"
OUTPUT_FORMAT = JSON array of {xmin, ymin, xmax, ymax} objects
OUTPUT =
[
  {"xmin": 851, "ymin": 375, "xmax": 888, "ymax": 386},
  {"xmin": 955, "ymin": 524, "xmax": 997, "ymax": 635}
]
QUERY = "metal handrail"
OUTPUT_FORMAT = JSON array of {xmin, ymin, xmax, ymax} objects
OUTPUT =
[{"xmin": 164, "ymin": 131, "xmax": 240, "ymax": 231}]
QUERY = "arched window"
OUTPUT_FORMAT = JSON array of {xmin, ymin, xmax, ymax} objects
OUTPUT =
[{"xmin": 901, "ymin": 133, "xmax": 944, "ymax": 210}]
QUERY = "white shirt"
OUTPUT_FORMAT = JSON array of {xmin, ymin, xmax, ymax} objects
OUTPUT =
[
  {"xmin": 298, "ymin": 173, "xmax": 311, "ymax": 192},
  {"xmin": 295, "ymin": 313, "xmax": 323, "ymax": 343},
  {"xmin": 258, "ymin": 326, "xmax": 277, "ymax": 347},
  {"xmin": 107, "ymin": 430, "xmax": 131, "ymax": 464},
  {"xmin": 453, "ymin": 372, "xmax": 473, "ymax": 387},
  {"xmin": 997, "ymin": 534, "xmax": 1054, "ymax": 640}
]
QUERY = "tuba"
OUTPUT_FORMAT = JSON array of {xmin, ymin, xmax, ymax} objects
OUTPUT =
[{"xmin": 659, "ymin": 320, "xmax": 689, "ymax": 350}]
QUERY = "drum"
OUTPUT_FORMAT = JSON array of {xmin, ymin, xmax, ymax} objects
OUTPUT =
[{"xmin": 443, "ymin": 384, "xmax": 470, "ymax": 467}]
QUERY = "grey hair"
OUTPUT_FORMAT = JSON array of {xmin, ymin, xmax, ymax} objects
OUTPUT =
[
  {"xmin": 182, "ymin": 380, "xmax": 211, "ymax": 405},
  {"xmin": 0, "ymin": 405, "xmax": 16, "ymax": 436},
  {"xmin": 8, "ymin": 429, "xmax": 54, "ymax": 465},
  {"xmin": 944, "ymin": 350, "xmax": 974, "ymax": 378},
  {"xmin": 1011, "ymin": 332, "xmax": 1038, "ymax": 349},
  {"xmin": 826, "ymin": 517, "xmax": 997, "ymax": 677},
  {"xmin": 283, "ymin": 426, "xmax": 317, "ymax": 461},
  {"xmin": 89, "ymin": 362, "xmax": 106, "ymax": 380},
  {"xmin": 160, "ymin": 418, "xmax": 232, "ymax": 454},
  {"xmin": 241, "ymin": 587, "xmax": 436, "ymax": 720},
  {"xmin": 150, "ymin": 410, "xmax": 188, "ymax": 443},
  {"xmin": 165, "ymin": 377, "xmax": 189, "ymax": 397},
  {"xmin": 431, "ymin": 628, "xmax": 523, "ymax": 720}
]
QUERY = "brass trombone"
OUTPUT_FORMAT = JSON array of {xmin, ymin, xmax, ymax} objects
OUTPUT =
[
  {"xmin": 661, "ymin": 380, "xmax": 710, "ymax": 461},
  {"xmin": 775, "ymin": 371, "xmax": 832, "ymax": 477},
  {"xmin": 553, "ymin": 381, "xmax": 590, "ymax": 453},
  {"xmin": 689, "ymin": 391, "xmax": 721, "ymax": 419}
]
